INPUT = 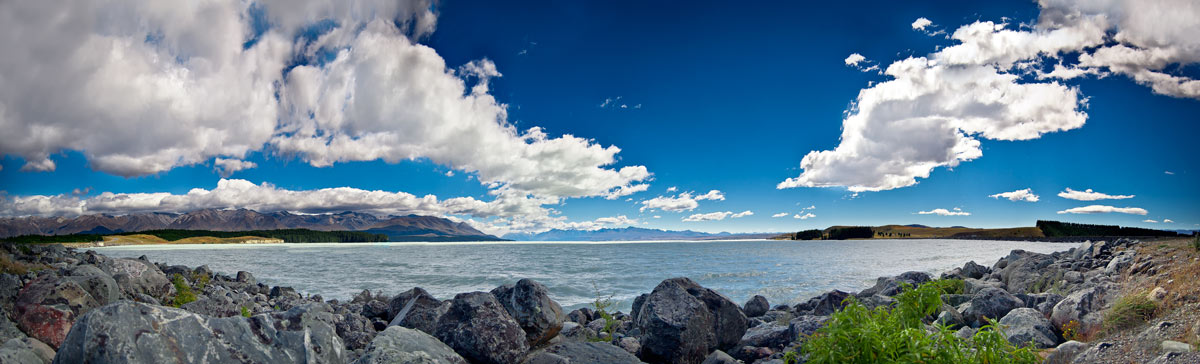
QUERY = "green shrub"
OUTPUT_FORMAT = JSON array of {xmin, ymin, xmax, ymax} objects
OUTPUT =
[
  {"xmin": 802, "ymin": 281, "xmax": 1040, "ymax": 364},
  {"xmin": 241, "ymin": 306, "xmax": 251, "ymax": 317},
  {"xmin": 935, "ymin": 279, "xmax": 965, "ymax": 295},
  {"xmin": 170, "ymin": 274, "xmax": 197, "ymax": 307},
  {"xmin": 1104, "ymin": 292, "xmax": 1157, "ymax": 331},
  {"xmin": 589, "ymin": 284, "xmax": 618, "ymax": 342}
]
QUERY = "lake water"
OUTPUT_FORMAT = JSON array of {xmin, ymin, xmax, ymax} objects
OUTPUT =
[{"xmin": 92, "ymin": 239, "xmax": 1073, "ymax": 311}]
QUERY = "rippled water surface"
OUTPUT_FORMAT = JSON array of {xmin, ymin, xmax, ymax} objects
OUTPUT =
[{"xmin": 94, "ymin": 239, "xmax": 1072, "ymax": 311}]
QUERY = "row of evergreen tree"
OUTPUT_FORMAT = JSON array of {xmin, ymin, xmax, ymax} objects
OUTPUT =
[{"xmin": 1036, "ymin": 220, "xmax": 1180, "ymax": 237}]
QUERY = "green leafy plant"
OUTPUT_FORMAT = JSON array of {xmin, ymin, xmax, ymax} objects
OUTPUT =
[
  {"xmin": 802, "ymin": 281, "xmax": 1040, "ymax": 364},
  {"xmin": 191, "ymin": 272, "xmax": 210, "ymax": 290},
  {"xmin": 935, "ymin": 278, "xmax": 965, "ymax": 295},
  {"xmin": 782, "ymin": 350, "xmax": 800, "ymax": 364},
  {"xmin": 589, "ymin": 283, "xmax": 619, "ymax": 342},
  {"xmin": 241, "ymin": 306, "xmax": 252, "ymax": 317},
  {"xmin": 1104, "ymin": 292, "xmax": 1157, "ymax": 331},
  {"xmin": 170, "ymin": 273, "xmax": 197, "ymax": 307}
]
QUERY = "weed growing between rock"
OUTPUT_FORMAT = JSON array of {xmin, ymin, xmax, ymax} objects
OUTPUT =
[
  {"xmin": 170, "ymin": 273, "xmax": 197, "ymax": 307},
  {"xmin": 801, "ymin": 280, "xmax": 1040, "ymax": 364}
]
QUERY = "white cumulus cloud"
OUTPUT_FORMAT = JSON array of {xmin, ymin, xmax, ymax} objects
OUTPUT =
[
  {"xmin": 731, "ymin": 210, "xmax": 754, "ymax": 218},
  {"xmin": 794, "ymin": 212, "xmax": 816, "ymax": 220},
  {"xmin": 781, "ymin": 0, "xmax": 1200, "ymax": 193},
  {"xmin": 845, "ymin": 53, "xmax": 866, "ymax": 66},
  {"xmin": 1143, "ymin": 219, "xmax": 1159, "ymax": 223},
  {"xmin": 989, "ymin": 188, "xmax": 1039, "ymax": 202},
  {"xmin": 639, "ymin": 190, "xmax": 724, "ymax": 212},
  {"xmin": 213, "ymin": 159, "xmax": 258, "ymax": 178},
  {"xmin": 912, "ymin": 17, "xmax": 933, "ymax": 31},
  {"xmin": 1057, "ymin": 205, "xmax": 1148, "ymax": 215},
  {"xmin": 772, "ymin": 212, "xmax": 788, "ymax": 218},
  {"xmin": 0, "ymin": 0, "xmax": 649, "ymax": 203},
  {"xmin": 918, "ymin": 208, "xmax": 971, "ymax": 216},
  {"xmin": 1057, "ymin": 188, "xmax": 1134, "ymax": 201}
]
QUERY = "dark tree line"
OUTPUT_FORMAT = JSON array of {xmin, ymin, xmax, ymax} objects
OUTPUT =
[
  {"xmin": 826, "ymin": 226, "xmax": 874, "ymax": 240},
  {"xmin": 1037, "ymin": 220, "xmax": 1180, "ymax": 238},
  {"xmin": 792, "ymin": 229, "xmax": 823, "ymax": 240}
]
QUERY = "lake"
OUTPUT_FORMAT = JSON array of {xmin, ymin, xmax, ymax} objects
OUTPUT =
[{"xmin": 93, "ymin": 239, "xmax": 1073, "ymax": 311}]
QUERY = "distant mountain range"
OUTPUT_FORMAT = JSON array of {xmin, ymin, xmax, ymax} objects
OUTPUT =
[
  {"xmin": 502, "ymin": 227, "xmax": 778, "ymax": 241},
  {"xmin": 0, "ymin": 209, "xmax": 502, "ymax": 241}
]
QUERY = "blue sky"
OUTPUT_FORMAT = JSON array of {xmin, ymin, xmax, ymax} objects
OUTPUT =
[{"xmin": 1, "ymin": 0, "xmax": 1197, "ymax": 235}]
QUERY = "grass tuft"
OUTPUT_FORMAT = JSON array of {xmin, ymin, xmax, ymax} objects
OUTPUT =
[{"xmin": 1103, "ymin": 292, "xmax": 1157, "ymax": 332}]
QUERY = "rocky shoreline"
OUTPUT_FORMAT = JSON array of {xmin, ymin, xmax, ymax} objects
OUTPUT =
[{"xmin": 1, "ymin": 238, "xmax": 1198, "ymax": 364}]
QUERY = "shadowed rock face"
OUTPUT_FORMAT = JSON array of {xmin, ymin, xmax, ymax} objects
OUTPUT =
[
  {"xmin": 53, "ymin": 301, "xmax": 346, "ymax": 364},
  {"xmin": 491, "ymin": 279, "xmax": 565, "ymax": 347},
  {"xmin": 963, "ymin": 287, "xmax": 1024, "ymax": 328},
  {"xmin": 635, "ymin": 277, "xmax": 748, "ymax": 364},
  {"xmin": 387, "ymin": 287, "xmax": 448, "ymax": 335},
  {"xmin": 433, "ymin": 292, "xmax": 528, "ymax": 364}
]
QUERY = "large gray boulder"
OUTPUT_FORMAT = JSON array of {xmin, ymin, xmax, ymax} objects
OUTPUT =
[
  {"xmin": 995, "ymin": 250, "xmax": 1057, "ymax": 294},
  {"xmin": 103, "ymin": 258, "xmax": 175, "ymax": 301},
  {"xmin": 354, "ymin": 326, "xmax": 467, "ymax": 364},
  {"xmin": 434, "ymin": 292, "xmax": 529, "ymax": 364},
  {"xmin": 388, "ymin": 287, "xmax": 449, "ymax": 335},
  {"xmin": 1105, "ymin": 251, "xmax": 1135, "ymax": 275},
  {"xmin": 1050, "ymin": 283, "xmax": 1113, "ymax": 334},
  {"xmin": 961, "ymin": 288, "xmax": 1023, "ymax": 328},
  {"xmin": 53, "ymin": 301, "xmax": 346, "ymax": 364},
  {"xmin": 700, "ymin": 350, "xmax": 738, "ymax": 364},
  {"xmin": 62, "ymin": 264, "xmax": 122, "ymax": 306},
  {"xmin": 997, "ymin": 308, "xmax": 1059, "ymax": 348},
  {"xmin": 634, "ymin": 278, "xmax": 747, "ymax": 364},
  {"xmin": 491, "ymin": 279, "xmax": 566, "ymax": 347},
  {"xmin": 523, "ymin": 341, "xmax": 642, "ymax": 364},
  {"xmin": 742, "ymin": 295, "xmax": 769, "ymax": 318}
]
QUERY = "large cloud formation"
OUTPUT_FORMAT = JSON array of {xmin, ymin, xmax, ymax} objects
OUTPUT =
[
  {"xmin": 0, "ymin": 0, "xmax": 649, "ymax": 201},
  {"xmin": 780, "ymin": 0, "xmax": 1199, "ymax": 192}
]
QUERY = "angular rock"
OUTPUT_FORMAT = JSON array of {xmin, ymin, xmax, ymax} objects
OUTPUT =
[
  {"xmin": 180, "ymin": 294, "xmax": 241, "ymax": 317},
  {"xmin": 1105, "ymin": 252, "xmax": 1135, "ymax": 275},
  {"xmin": 963, "ymin": 278, "xmax": 1004, "ymax": 295},
  {"xmin": 567, "ymin": 309, "xmax": 591, "ymax": 325},
  {"xmin": 491, "ymin": 279, "xmax": 566, "ymax": 347},
  {"xmin": 527, "ymin": 341, "xmax": 642, "ymax": 364},
  {"xmin": 434, "ymin": 292, "xmax": 528, "ymax": 364},
  {"xmin": 617, "ymin": 336, "xmax": 641, "ymax": 356},
  {"xmin": 53, "ymin": 301, "xmax": 346, "ymax": 363},
  {"xmin": 1043, "ymin": 340, "xmax": 1087, "ymax": 364},
  {"xmin": 995, "ymin": 250, "xmax": 1057, "ymax": 294},
  {"xmin": 701, "ymin": 350, "xmax": 738, "ymax": 364},
  {"xmin": 387, "ymin": 287, "xmax": 449, "ymax": 335},
  {"xmin": 1050, "ymin": 283, "xmax": 1113, "ymax": 334},
  {"xmin": 796, "ymin": 290, "xmax": 850, "ymax": 316},
  {"xmin": 858, "ymin": 271, "xmax": 931, "ymax": 297},
  {"xmin": 635, "ymin": 278, "xmax": 747, "ymax": 364},
  {"xmin": 335, "ymin": 312, "xmax": 376, "ymax": 351},
  {"xmin": 354, "ymin": 326, "xmax": 467, "ymax": 364},
  {"xmin": 0, "ymin": 337, "xmax": 54, "ymax": 364},
  {"xmin": 270, "ymin": 286, "xmax": 301, "ymax": 300},
  {"xmin": 961, "ymin": 287, "xmax": 1023, "ymax": 328},
  {"xmin": 997, "ymin": 308, "xmax": 1058, "ymax": 348},
  {"xmin": 737, "ymin": 322, "xmax": 790, "ymax": 349},
  {"xmin": 1162, "ymin": 340, "xmax": 1193, "ymax": 353},
  {"xmin": 787, "ymin": 315, "xmax": 828, "ymax": 339},
  {"xmin": 105, "ymin": 258, "xmax": 174, "ymax": 301},
  {"xmin": 743, "ymin": 295, "xmax": 769, "ymax": 318},
  {"xmin": 961, "ymin": 261, "xmax": 990, "ymax": 280}
]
